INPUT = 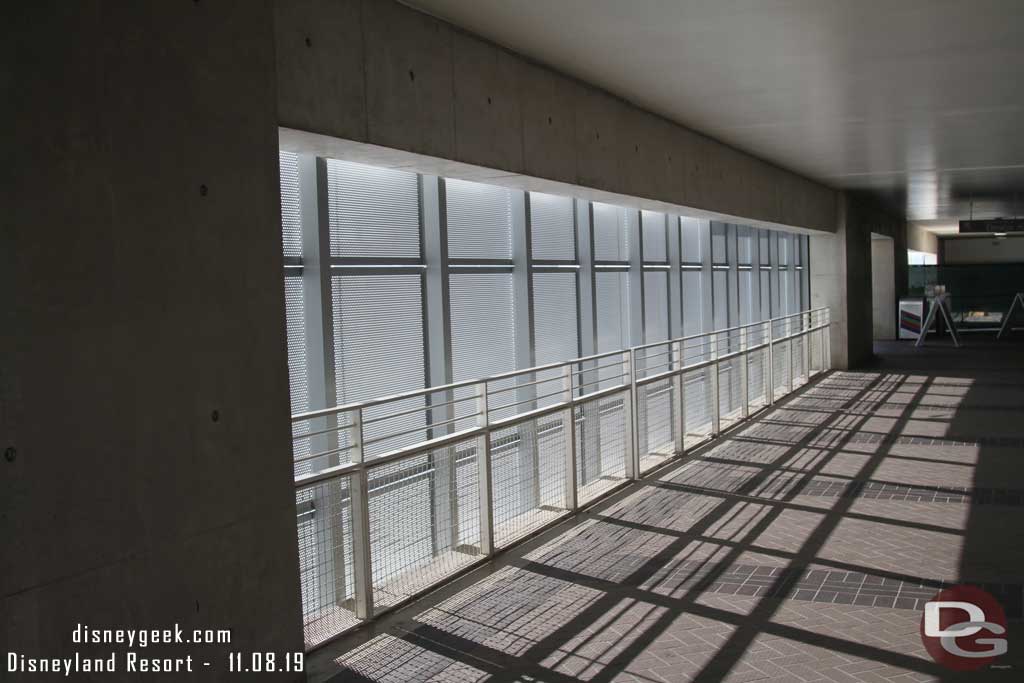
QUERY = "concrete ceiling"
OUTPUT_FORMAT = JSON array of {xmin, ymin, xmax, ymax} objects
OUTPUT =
[{"xmin": 404, "ymin": 0, "xmax": 1024, "ymax": 222}]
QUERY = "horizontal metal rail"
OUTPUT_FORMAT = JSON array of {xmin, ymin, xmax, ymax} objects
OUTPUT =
[{"xmin": 291, "ymin": 307, "xmax": 831, "ymax": 649}]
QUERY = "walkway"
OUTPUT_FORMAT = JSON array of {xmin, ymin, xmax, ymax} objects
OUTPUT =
[{"xmin": 311, "ymin": 338, "xmax": 1024, "ymax": 683}]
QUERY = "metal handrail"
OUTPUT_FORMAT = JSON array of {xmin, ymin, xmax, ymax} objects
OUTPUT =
[
  {"xmin": 290, "ymin": 307, "xmax": 829, "ymax": 428},
  {"xmin": 291, "ymin": 306, "xmax": 831, "ymax": 643}
]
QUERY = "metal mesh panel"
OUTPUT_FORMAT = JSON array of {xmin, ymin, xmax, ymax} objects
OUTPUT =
[
  {"xmin": 773, "ymin": 339, "xmax": 791, "ymax": 401},
  {"xmin": 793, "ymin": 334, "xmax": 807, "ymax": 387},
  {"xmin": 575, "ymin": 392, "xmax": 628, "ymax": 504},
  {"xmin": 368, "ymin": 443, "xmax": 481, "ymax": 610},
  {"xmin": 533, "ymin": 272, "xmax": 578, "ymax": 366},
  {"xmin": 680, "ymin": 217, "xmax": 703, "ymax": 264},
  {"xmin": 596, "ymin": 271, "xmax": 630, "ymax": 352},
  {"xmin": 530, "ymin": 192, "xmax": 575, "ymax": 260},
  {"xmin": 638, "ymin": 379, "xmax": 676, "ymax": 474},
  {"xmin": 809, "ymin": 327, "xmax": 824, "ymax": 374},
  {"xmin": 325, "ymin": 158, "xmax": 420, "ymax": 259},
  {"xmin": 681, "ymin": 269, "xmax": 705, "ymax": 336},
  {"xmin": 641, "ymin": 211, "xmax": 667, "ymax": 262},
  {"xmin": 490, "ymin": 415, "xmax": 568, "ymax": 547},
  {"xmin": 643, "ymin": 271, "xmax": 670, "ymax": 344},
  {"xmin": 684, "ymin": 367, "xmax": 714, "ymax": 446},
  {"xmin": 446, "ymin": 178, "xmax": 513, "ymax": 260},
  {"xmin": 279, "ymin": 151, "xmax": 303, "ymax": 258},
  {"xmin": 748, "ymin": 347, "xmax": 769, "ymax": 410},
  {"xmin": 333, "ymin": 274, "xmax": 426, "ymax": 459},
  {"xmin": 718, "ymin": 357, "xmax": 744, "ymax": 430},
  {"xmin": 296, "ymin": 475, "xmax": 359, "ymax": 649},
  {"xmin": 593, "ymin": 202, "xmax": 630, "ymax": 261}
]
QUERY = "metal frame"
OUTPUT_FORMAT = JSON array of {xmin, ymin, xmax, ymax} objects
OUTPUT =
[
  {"xmin": 292, "ymin": 306, "xmax": 831, "ymax": 649},
  {"xmin": 286, "ymin": 153, "xmax": 830, "ymax": 652}
]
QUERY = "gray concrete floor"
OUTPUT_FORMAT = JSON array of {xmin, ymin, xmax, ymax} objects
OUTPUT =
[{"xmin": 310, "ymin": 336, "xmax": 1024, "ymax": 682}]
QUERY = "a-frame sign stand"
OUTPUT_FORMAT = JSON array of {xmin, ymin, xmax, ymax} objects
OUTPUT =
[
  {"xmin": 915, "ymin": 294, "xmax": 961, "ymax": 348},
  {"xmin": 997, "ymin": 292, "xmax": 1024, "ymax": 339}
]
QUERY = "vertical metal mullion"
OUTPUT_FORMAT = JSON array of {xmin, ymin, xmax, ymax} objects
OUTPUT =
[
  {"xmin": 740, "ymin": 327, "xmax": 749, "ymax": 418},
  {"xmin": 668, "ymin": 215, "xmax": 683, "ymax": 340},
  {"xmin": 629, "ymin": 210, "xmax": 645, "ymax": 347},
  {"xmin": 576, "ymin": 200, "xmax": 599, "ymax": 484},
  {"xmin": 422, "ymin": 175, "xmax": 457, "ymax": 555},
  {"xmin": 512, "ymin": 190, "xmax": 539, "ymax": 512},
  {"xmin": 475, "ymin": 382, "xmax": 494, "ymax": 556},
  {"xmin": 787, "ymin": 317, "xmax": 795, "ymax": 394},
  {"xmin": 300, "ymin": 156, "xmax": 347, "ymax": 609},
  {"xmin": 350, "ymin": 409, "xmax": 374, "ymax": 620},
  {"xmin": 710, "ymin": 332, "xmax": 721, "ymax": 435},
  {"xmin": 766, "ymin": 321, "xmax": 775, "ymax": 406}
]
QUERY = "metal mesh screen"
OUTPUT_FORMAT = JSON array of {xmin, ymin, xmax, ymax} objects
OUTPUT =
[
  {"xmin": 333, "ymin": 274, "xmax": 427, "ymax": 459},
  {"xmin": 490, "ymin": 415, "xmax": 568, "ymax": 547},
  {"xmin": 748, "ymin": 347, "xmax": 769, "ymax": 410},
  {"xmin": 638, "ymin": 379, "xmax": 676, "ymax": 474},
  {"xmin": 575, "ymin": 392, "xmax": 628, "ymax": 504},
  {"xmin": 296, "ymin": 475, "xmax": 359, "ymax": 649},
  {"xmin": 445, "ymin": 178, "xmax": 513, "ymax": 260},
  {"xmin": 683, "ymin": 367, "xmax": 714, "ymax": 446},
  {"xmin": 279, "ymin": 151, "xmax": 303, "ymax": 258},
  {"xmin": 530, "ymin": 192, "xmax": 575, "ymax": 260},
  {"xmin": 533, "ymin": 272, "xmax": 579, "ymax": 366},
  {"xmin": 368, "ymin": 442, "xmax": 480, "ymax": 610},
  {"xmin": 593, "ymin": 202, "xmax": 630, "ymax": 261},
  {"xmin": 773, "ymin": 339, "xmax": 790, "ymax": 401},
  {"xmin": 325, "ymin": 158, "xmax": 420, "ymax": 259},
  {"xmin": 718, "ymin": 356, "xmax": 745, "ymax": 429},
  {"xmin": 641, "ymin": 211, "xmax": 667, "ymax": 262}
]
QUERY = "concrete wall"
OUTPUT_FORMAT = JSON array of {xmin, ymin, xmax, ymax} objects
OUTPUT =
[
  {"xmin": 2, "ymin": 3, "xmax": 303, "ymax": 679},
  {"xmin": 811, "ymin": 194, "xmax": 906, "ymax": 368},
  {"xmin": 274, "ymin": 0, "xmax": 838, "ymax": 234},
  {"xmin": 942, "ymin": 234, "xmax": 1024, "ymax": 264},
  {"xmin": 871, "ymin": 237, "xmax": 897, "ymax": 340}
]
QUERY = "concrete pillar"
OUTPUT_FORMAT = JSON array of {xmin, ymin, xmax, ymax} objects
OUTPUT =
[
  {"xmin": 3, "ymin": 2, "xmax": 304, "ymax": 675},
  {"xmin": 811, "ymin": 194, "xmax": 905, "ymax": 369}
]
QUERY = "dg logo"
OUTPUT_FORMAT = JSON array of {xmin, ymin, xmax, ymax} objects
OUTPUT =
[{"xmin": 920, "ymin": 584, "xmax": 1008, "ymax": 671}]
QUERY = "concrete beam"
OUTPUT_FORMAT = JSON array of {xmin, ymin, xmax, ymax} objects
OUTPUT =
[{"xmin": 275, "ymin": 0, "xmax": 839, "ymax": 234}]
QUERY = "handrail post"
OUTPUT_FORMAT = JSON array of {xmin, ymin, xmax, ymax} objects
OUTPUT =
[
  {"xmin": 803, "ymin": 311, "xmax": 812, "ymax": 378},
  {"xmin": 710, "ymin": 332, "xmax": 721, "ymax": 436},
  {"xmin": 672, "ymin": 341, "xmax": 685, "ymax": 456},
  {"xmin": 475, "ymin": 381, "xmax": 494, "ymax": 557},
  {"xmin": 824, "ymin": 309, "xmax": 831, "ymax": 370},
  {"xmin": 350, "ymin": 408, "xmax": 374, "ymax": 620},
  {"xmin": 787, "ymin": 317, "xmax": 795, "ymax": 394},
  {"xmin": 624, "ymin": 351, "xmax": 639, "ymax": 480},
  {"xmin": 562, "ymin": 365, "xmax": 578, "ymax": 512},
  {"xmin": 766, "ymin": 321, "xmax": 775, "ymax": 406},
  {"xmin": 740, "ymin": 327, "xmax": 749, "ymax": 418}
]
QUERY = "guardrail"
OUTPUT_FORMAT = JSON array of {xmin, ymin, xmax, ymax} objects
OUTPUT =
[{"xmin": 292, "ymin": 307, "xmax": 831, "ymax": 648}]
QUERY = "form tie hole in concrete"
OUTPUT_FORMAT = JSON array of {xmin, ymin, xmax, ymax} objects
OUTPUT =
[
  {"xmin": 199, "ymin": 184, "xmax": 208, "ymax": 197},
  {"xmin": 548, "ymin": 116, "xmax": 553, "ymax": 125},
  {"xmin": 210, "ymin": 410, "xmax": 219, "ymax": 423},
  {"xmin": 635, "ymin": 144, "xmax": 639, "ymax": 152},
  {"xmin": 487, "ymin": 96, "xmax": 492, "ymax": 105},
  {"xmin": 305, "ymin": 36, "xmax": 312, "ymax": 47},
  {"xmin": 408, "ymin": 70, "xmax": 415, "ymax": 82},
  {"xmin": 4, "ymin": 447, "xmax": 14, "ymax": 463},
  {"xmin": 595, "ymin": 132, "xmax": 600, "ymax": 140}
]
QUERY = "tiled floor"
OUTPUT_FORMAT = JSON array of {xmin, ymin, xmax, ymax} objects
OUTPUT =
[{"xmin": 311, "ymin": 338, "xmax": 1024, "ymax": 682}]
